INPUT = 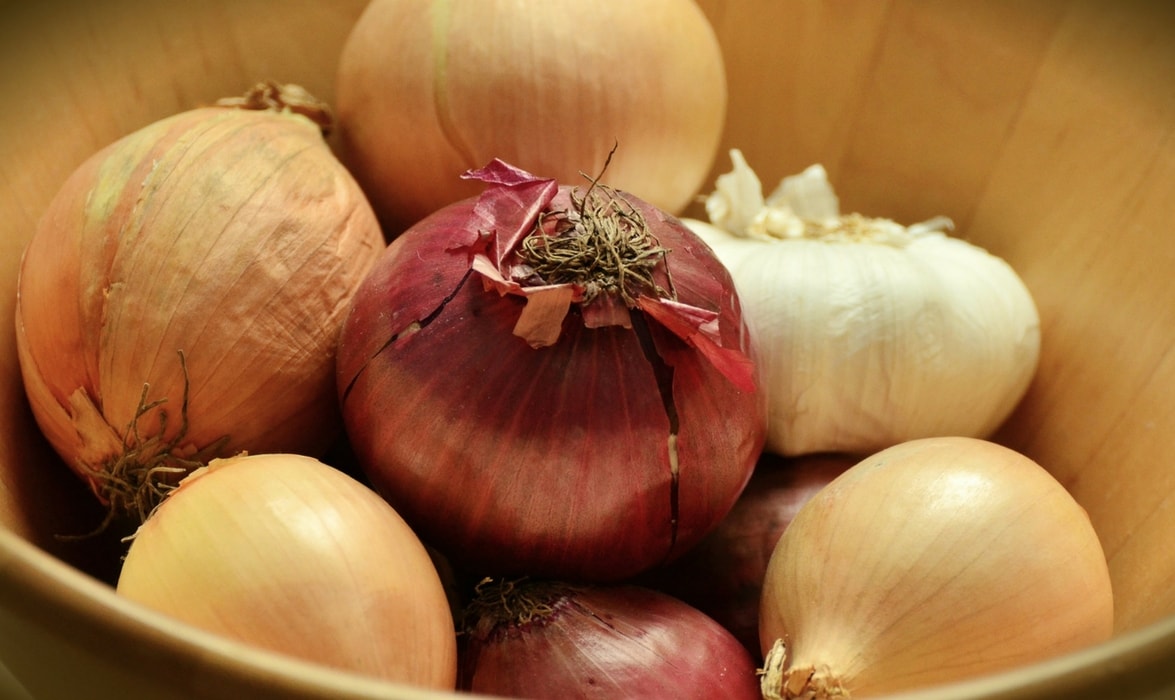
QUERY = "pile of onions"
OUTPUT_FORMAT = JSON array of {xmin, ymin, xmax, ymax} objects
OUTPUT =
[
  {"xmin": 333, "ymin": 0, "xmax": 727, "ymax": 230},
  {"xmin": 117, "ymin": 452, "xmax": 457, "ymax": 687},
  {"xmin": 337, "ymin": 158, "xmax": 766, "ymax": 582},
  {"xmin": 458, "ymin": 578, "xmax": 760, "ymax": 698},
  {"xmin": 637, "ymin": 453, "xmax": 853, "ymax": 657},
  {"xmin": 758, "ymin": 437, "xmax": 1114, "ymax": 698},
  {"xmin": 14, "ymin": 82, "xmax": 385, "ymax": 525}
]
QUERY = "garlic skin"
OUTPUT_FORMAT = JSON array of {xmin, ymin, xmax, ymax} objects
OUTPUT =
[{"xmin": 684, "ymin": 151, "xmax": 1040, "ymax": 456}]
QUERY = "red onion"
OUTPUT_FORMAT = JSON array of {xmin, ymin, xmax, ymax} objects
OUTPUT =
[
  {"xmin": 458, "ymin": 578, "xmax": 761, "ymax": 699},
  {"xmin": 636, "ymin": 453, "xmax": 853, "ymax": 657},
  {"xmin": 337, "ymin": 159, "xmax": 766, "ymax": 581}
]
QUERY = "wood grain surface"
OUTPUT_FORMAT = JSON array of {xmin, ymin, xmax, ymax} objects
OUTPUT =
[{"xmin": 1, "ymin": 2, "xmax": 1175, "ymax": 698}]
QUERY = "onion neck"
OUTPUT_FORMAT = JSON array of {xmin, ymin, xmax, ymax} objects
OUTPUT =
[
  {"xmin": 518, "ymin": 182, "xmax": 672, "ymax": 308},
  {"xmin": 461, "ymin": 578, "xmax": 574, "ymax": 638},
  {"xmin": 760, "ymin": 639, "xmax": 849, "ymax": 700},
  {"xmin": 214, "ymin": 81, "xmax": 334, "ymax": 136}
]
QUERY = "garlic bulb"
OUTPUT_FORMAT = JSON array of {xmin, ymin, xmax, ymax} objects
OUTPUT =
[{"xmin": 683, "ymin": 151, "xmax": 1040, "ymax": 456}]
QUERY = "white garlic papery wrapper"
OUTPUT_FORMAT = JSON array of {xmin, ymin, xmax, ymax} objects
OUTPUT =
[{"xmin": 684, "ymin": 151, "xmax": 1040, "ymax": 457}]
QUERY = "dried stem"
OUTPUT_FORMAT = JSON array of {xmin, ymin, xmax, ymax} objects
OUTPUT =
[
  {"xmin": 519, "ymin": 161, "xmax": 674, "ymax": 307},
  {"xmin": 758, "ymin": 639, "xmax": 849, "ymax": 700},
  {"xmin": 215, "ymin": 80, "xmax": 334, "ymax": 135},
  {"xmin": 62, "ymin": 351, "xmax": 228, "ymax": 539},
  {"xmin": 461, "ymin": 577, "xmax": 572, "ymax": 634}
]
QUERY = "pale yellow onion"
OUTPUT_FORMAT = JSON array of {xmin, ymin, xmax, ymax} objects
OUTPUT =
[
  {"xmin": 758, "ymin": 437, "xmax": 1113, "ymax": 699},
  {"xmin": 334, "ymin": 0, "xmax": 727, "ymax": 230},
  {"xmin": 684, "ymin": 153, "xmax": 1040, "ymax": 457},
  {"xmin": 116, "ymin": 452, "xmax": 458, "ymax": 688},
  {"xmin": 14, "ymin": 83, "xmax": 385, "ymax": 521}
]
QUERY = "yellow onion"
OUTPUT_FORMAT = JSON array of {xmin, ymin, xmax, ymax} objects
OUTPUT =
[
  {"xmin": 116, "ymin": 452, "xmax": 457, "ymax": 688},
  {"xmin": 458, "ymin": 578, "xmax": 761, "ymax": 698},
  {"xmin": 15, "ymin": 82, "xmax": 385, "ymax": 524},
  {"xmin": 334, "ymin": 0, "xmax": 727, "ymax": 230},
  {"xmin": 758, "ymin": 437, "xmax": 1113, "ymax": 698},
  {"xmin": 337, "ymin": 159, "xmax": 765, "ymax": 582}
]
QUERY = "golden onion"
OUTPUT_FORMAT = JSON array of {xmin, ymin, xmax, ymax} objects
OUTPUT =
[{"xmin": 334, "ymin": 0, "xmax": 728, "ymax": 230}]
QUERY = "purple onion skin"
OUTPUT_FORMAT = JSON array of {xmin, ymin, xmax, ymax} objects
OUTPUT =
[
  {"xmin": 336, "ymin": 180, "xmax": 766, "ymax": 582},
  {"xmin": 459, "ymin": 583, "xmax": 761, "ymax": 699},
  {"xmin": 636, "ymin": 453, "xmax": 854, "ymax": 659}
]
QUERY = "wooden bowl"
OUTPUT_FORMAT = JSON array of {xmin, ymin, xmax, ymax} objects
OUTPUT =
[{"xmin": 3, "ymin": 1, "xmax": 1175, "ymax": 697}]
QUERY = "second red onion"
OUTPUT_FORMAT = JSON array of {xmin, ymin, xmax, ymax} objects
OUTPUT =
[{"xmin": 458, "ymin": 579, "xmax": 761, "ymax": 699}]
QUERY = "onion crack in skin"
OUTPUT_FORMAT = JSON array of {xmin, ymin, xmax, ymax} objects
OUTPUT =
[
  {"xmin": 515, "ymin": 167, "xmax": 683, "ymax": 560},
  {"xmin": 340, "ymin": 268, "xmax": 474, "ymax": 404},
  {"xmin": 631, "ymin": 311, "xmax": 681, "ymax": 558}
]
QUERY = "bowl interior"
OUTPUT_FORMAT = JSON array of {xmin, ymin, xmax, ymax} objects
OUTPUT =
[{"xmin": 3, "ymin": 1, "xmax": 1175, "ymax": 698}]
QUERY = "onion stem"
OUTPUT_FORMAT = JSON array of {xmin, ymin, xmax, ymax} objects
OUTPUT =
[
  {"xmin": 758, "ymin": 639, "xmax": 847, "ymax": 700},
  {"xmin": 214, "ymin": 80, "xmax": 334, "ymax": 135},
  {"xmin": 462, "ymin": 577, "xmax": 569, "ymax": 632},
  {"xmin": 519, "ymin": 150, "xmax": 674, "ymax": 307},
  {"xmin": 67, "ymin": 351, "xmax": 226, "ymax": 536}
]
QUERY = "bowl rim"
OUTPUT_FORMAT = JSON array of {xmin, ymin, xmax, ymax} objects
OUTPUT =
[
  {"xmin": 0, "ymin": 527, "xmax": 463, "ymax": 700},
  {"xmin": 3, "ymin": 524, "xmax": 1175, "ymax": 699}
]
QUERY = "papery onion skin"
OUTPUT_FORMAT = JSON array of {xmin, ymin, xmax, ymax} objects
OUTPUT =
[
  {"xmin": 758, "ymin": 437, "xmax": 1114, "ymax": 698},
  {"xmin": 116, "ymin": 452, "xmax": 458, "ymax": 688},
  {"xmin": 636, "ymin": 453, "xmax": 852, "ymax": 659},
  {"xmin": 458, "ymin": 580, "xmax": 761, "ymax": 699},
  {"xmin": 15, "ymin": 88, "xmax": 385, "ymax": 519},
  {"xmin": 334, "ymin": 0, "xmax": 727, "ymax": 231},
  {"xmin": 337, "ymin": 162, "xmax": 766, "ymax": 582}
]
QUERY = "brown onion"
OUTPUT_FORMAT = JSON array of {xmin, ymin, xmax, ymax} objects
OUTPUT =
[
  {"xmin": 337, "ymin": 159, "xmax": 766, "ymax": 581},
  {"xmin": 458, "ymin": 578, "xmax": 760, "ymax": 699},
  {"xmin": 334, "ymin": 0, "xmax": 727, "ymax": 230},
  {"xmin": 636, "ymin": 453, "xmax": 853, "ymax": 658},
  {"xmin": 15, "ymin": 82, "xmax": 385, "ymax": 524}
]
